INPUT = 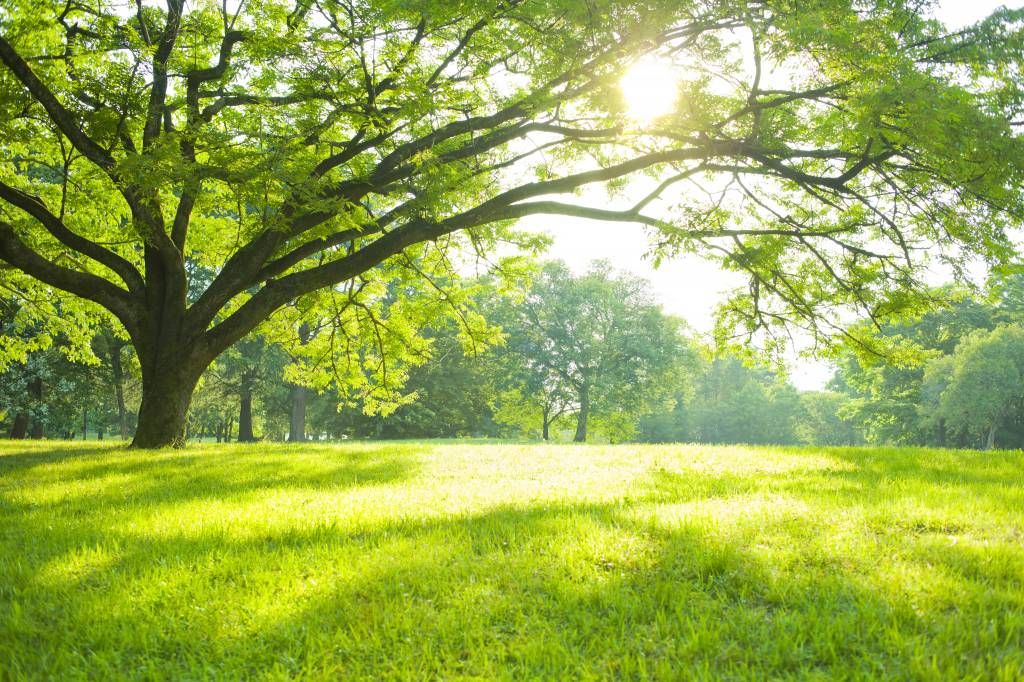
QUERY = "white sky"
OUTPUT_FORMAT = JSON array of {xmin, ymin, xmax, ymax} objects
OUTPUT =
[{"xmin": 527, "ymin": 0, "xmax": 1019, "ymax": 390}]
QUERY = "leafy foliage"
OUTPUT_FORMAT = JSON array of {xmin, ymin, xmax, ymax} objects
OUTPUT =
[
  {"xmin": 2, "ymin": 1, "xmax": 1023, "ymax": 445},
  {"xmin": 489, "ymin": 261, "xmax": 686, "ymax": 442}
]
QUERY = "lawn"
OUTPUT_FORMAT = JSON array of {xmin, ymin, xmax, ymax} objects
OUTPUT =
[{"xmin": 0, "ymin": 441, "xmax": 1022, "ymax": 680}]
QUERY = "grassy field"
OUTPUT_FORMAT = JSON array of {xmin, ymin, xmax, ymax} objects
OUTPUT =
[{"xmin": 0, "ymin": 441, "xmax": 1022, "ymax": 680}]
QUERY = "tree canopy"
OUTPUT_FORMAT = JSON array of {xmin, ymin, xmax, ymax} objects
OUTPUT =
[
  {"xmin": 490, "ymin": 260, "xmax": 685, "ymax": 442},
  {"xmin": 1, "ymin": 0, "xmax": 1023, "ymax": 446}
]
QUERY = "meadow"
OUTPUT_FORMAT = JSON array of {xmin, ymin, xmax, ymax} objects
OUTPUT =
[{"xmin": 0, "ymin": 440, "xmax": 1022, "ymax": 680}]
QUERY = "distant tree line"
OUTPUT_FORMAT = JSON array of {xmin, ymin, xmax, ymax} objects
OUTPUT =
[
  {"xmin": 2, "ymin": 261, "xmax": 1024, "ymax": 449},
  {"xmin": 831, "ymin": 276, "xmax": 1024, "ymax": 450}
]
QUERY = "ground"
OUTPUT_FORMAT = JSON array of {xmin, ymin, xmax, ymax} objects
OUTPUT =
[{"xmin": 0, "ymin": 440, "xmax": 1022, "ymax": 680}]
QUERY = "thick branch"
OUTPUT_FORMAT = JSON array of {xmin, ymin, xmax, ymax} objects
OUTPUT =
[
  {"xmin": 0, "ymin": 181, "xmax": 144, "ymax": 293},
  {"xmin": 0, "ymin": 35, "xmax": 115, "ymax": 169},
  {"xmin": 0, "ymin": 221, "xmax": 139, "ymax": 337},
  {"xmin": 142, "ymin": 0, "xmax": 184, "ymax": 149}
]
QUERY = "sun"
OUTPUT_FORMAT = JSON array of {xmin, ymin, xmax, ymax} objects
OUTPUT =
[{"xmin": 620, "ymin": 55, "xmax": 679, "ymax": 126}]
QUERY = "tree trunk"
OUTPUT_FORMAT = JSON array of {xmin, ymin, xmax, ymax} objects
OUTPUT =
[
  {"xmin": 985, "ymin": 422, "xmax": 997, "ymax": 450},
  {"xmin": 9, "ymin": 412, "xmax": 28, "ymax": 439},
  {"xmin": 131, "ymin": 364, "xmax": 204, "ymax": 448},
  {"xmin": 573, "ymin": 383, "xmax": 589, "ymax": 443},
  {"xmin": 237, "ymin": 382, "xmax": 255, "ymax": 442},
  {"xmin": 542, "ymin": 411, "xmax": 550, "ymax": 441},
  {"xmin": 288, "ymin": 384, "xmax": 307, "ymax": 442},
  {"xmin": 28, "ymin": 378, "xmax": 43, "ymax": 439},
  {"xmin": 82, "ymin": 407, "xmax": 88, "ymax": 440},
  {"xmin": 287, "ymin": 323, "xmax": 311, "ymax": 443},
  {"xmin": 109, "ymin": 342, "xmax": 129, "ymax": 439}
]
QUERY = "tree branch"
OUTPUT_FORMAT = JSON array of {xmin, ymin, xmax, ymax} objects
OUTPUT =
[
  {"xmin": 0, "ymin": 35, "xmax": 115, "ymax": 170},
  {"xmin": 0, "ymin": 221, "xmax": 139, "ymax": 337},
  {"xmin": 0, "ymin": 181, "xmax": 144, "ymax": 293}
]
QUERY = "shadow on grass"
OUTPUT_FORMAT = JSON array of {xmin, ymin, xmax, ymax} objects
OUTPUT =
[
  {"xmin": 1, "ymin": 444, "xmax": 1022, "ymax": 678},
  {"xmin": 0, "ymin": 443, "xmax": 418, "ymax": 521},
  {"xmin": 0, "ymin": 443, "xmax": 121, "ymax": 475}
]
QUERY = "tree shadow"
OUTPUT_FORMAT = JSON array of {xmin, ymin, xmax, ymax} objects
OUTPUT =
[
  {"xmin": 0, "ymin": 443, "xmax": 418, "ymax": 524},
  {"xmin": 2, "ymin": 447, "xmax": 1021, "ymax": 678},
  {"xmin": 0, "ymin": 442, "xmax": 119, "ymax": 475}
]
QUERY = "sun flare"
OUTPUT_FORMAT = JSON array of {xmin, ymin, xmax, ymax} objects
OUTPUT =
[{"xmin": 620, "ymin": 56, "xmax": 679, "ymax": 125}]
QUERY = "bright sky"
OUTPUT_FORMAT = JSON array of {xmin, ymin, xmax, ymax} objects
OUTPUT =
[{"xmin": 527, "ymin": 0, "xmax": 1018, "ymax": 390}]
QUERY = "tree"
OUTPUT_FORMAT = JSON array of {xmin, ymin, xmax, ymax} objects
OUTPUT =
[
  {"xmin": 494, "ymin": 261, "xmax": 683, "ymax": 442},
  {"xmin": 357, "ymin": 323, "xmax": 502, "ymax": 439},
  {"xmin": 2, "ymin": 2, "xmax": 1023, "ymax": 447},
  {"xmin": 794, "ymin": 391, "xmax": 862, "ymax": 446},
  {"xmin": 832, "ymin": 296, "xmax": 996, "ymax": 445},
  {"xmin": 687, "ymin": 355, "xmax": 800, "ymax": 445},
  {"xmin": 935, "ymin": 326, "xmax": 1024, "ymax": 449},
  {"xmin": 205, "ymin": 335, "xmax": 288, "ymax": 442},
  {"xmin": 286, "ymin": 322, "xmax": 313, "ymax": 442},
  {"xmin": 93, "ymin": 326, "xmax": 135, "ymax": 439}
]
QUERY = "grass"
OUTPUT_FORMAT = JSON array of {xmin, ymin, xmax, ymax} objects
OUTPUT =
[{"xmin": 0, "ymin": 441, "xmax": 1022, "ymax": 680}]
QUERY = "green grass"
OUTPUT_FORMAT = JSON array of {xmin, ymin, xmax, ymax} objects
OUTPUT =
[{"xmin": 1, "ymin": 441, "xmax": 1022, "ymax": 680}]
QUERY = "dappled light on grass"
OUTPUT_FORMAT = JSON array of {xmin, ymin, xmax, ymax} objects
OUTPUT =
[{"xmin": 1, "ymin": 441, "xmax": 1023, "ymax": 679}]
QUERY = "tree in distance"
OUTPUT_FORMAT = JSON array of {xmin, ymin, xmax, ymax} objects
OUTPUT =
[
  {"xmin": 926, "ymin": 325, "xmax": 1024, "ymax": 450},
  {"xmin": 491, "ymin": 261, "xmax": 685, "ymax": 442},
  {"xmin": 1, "ymin": 1, "xmax": 1023, "ymax": 446}
]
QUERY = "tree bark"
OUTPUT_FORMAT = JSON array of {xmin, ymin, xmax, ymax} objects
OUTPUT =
[
  {"xmin": 131, "ymin": 360, "xmax": 204, "ymax": 448},
  {"xmin": 542, "ymin": 407, "xmax": 550, "ymax": 441},
  {"xmin": 573, "ymin": 383, "xmax": 589, "ymax": 443},
  {"xmin": 237, "ymin": 380, "xmax": 255, "ymax": 442},
  {"xmin": 985, "ymin": 422, "xmax": 997, "ymax": 450},
  {"xmin": 288, "ymin": 384, "xmax": 307, "ymax": 442},
  {"xmin": 109, "ymin": 340, "xmax": 129, "ymax": 439},
  {"xmin": 28, "ymin": 378, "xmax": 43, "ymax": 439},
  {"xmin": 9, "ymin": 412, "xmax": 28, "ymax": 439}
]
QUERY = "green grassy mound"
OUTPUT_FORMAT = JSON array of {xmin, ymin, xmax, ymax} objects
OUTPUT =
[{"xmin": 1, "ymin": 441, "xmax": 1022, "ymax": 680}]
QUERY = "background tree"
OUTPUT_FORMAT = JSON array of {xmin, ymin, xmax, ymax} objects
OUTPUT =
[
  {"xmin": 686, "ymin": 355, "xmax": 800, "ymax": 445},
  {"xmin": 935, "ymin": 326, "xmax": 1024, "ymax": 449},
  {"xmin": 2, "ymin": 1, "xmax": 1022, "ymax": 446},
  {"xmin": 205, "ymin": 336, "xmax": 289, "ymax": 442},
  {"xmin": 833, "ymin": 296, "xmax": 996, "ymax": 445},
  {"xmin": 794, "ymin": 391, "xmax": 863, "ymax": 447},
  {"xmin": 348, "ymin": 323, "xmax": 502, "ymax": 440},
  {"xmin": 494, "ymin": 261, "xmax": 684, "ymax": 442}
]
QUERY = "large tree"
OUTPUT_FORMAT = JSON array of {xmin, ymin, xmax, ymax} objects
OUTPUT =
[{"xmin": 1, "ymin": 1, "xmax": 1022, "ymax": 446}]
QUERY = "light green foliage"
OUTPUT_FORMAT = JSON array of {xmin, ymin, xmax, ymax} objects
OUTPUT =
[
  {"xmin": 936, "ymin": 326, "xmax": 1024, "ymax": 448},
  {"xmin": 835, "ymin": 295, "xmax": 999, "ymax": 445},
  {"xmin": 639, "ymin": 352, "xmax": 807, "ymax": 446},
  {"xmin": 490, "ymin": 261, "xmax": 687, "ymax": 442},
  {"xmin": 689, "ymin": 355, "xmax": 801, "ymax": 445},
  {"xmin": 835, "ymin": 277, "xmax": 1024, "ymax": 448},
  {"xmin": 3, "ymin": 0, "xmax": 1024, "ymax": 431},
  {"xmin": 1, "ymin": 440, "xmax": 1022, "ymax": 679},
  {"xmin": 323, "ymin": 323, "xmax": 504, "ymax": 440},
  {"xmin": 795, "ymin": 390, "xmax": 863, "ymax": 447}
]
